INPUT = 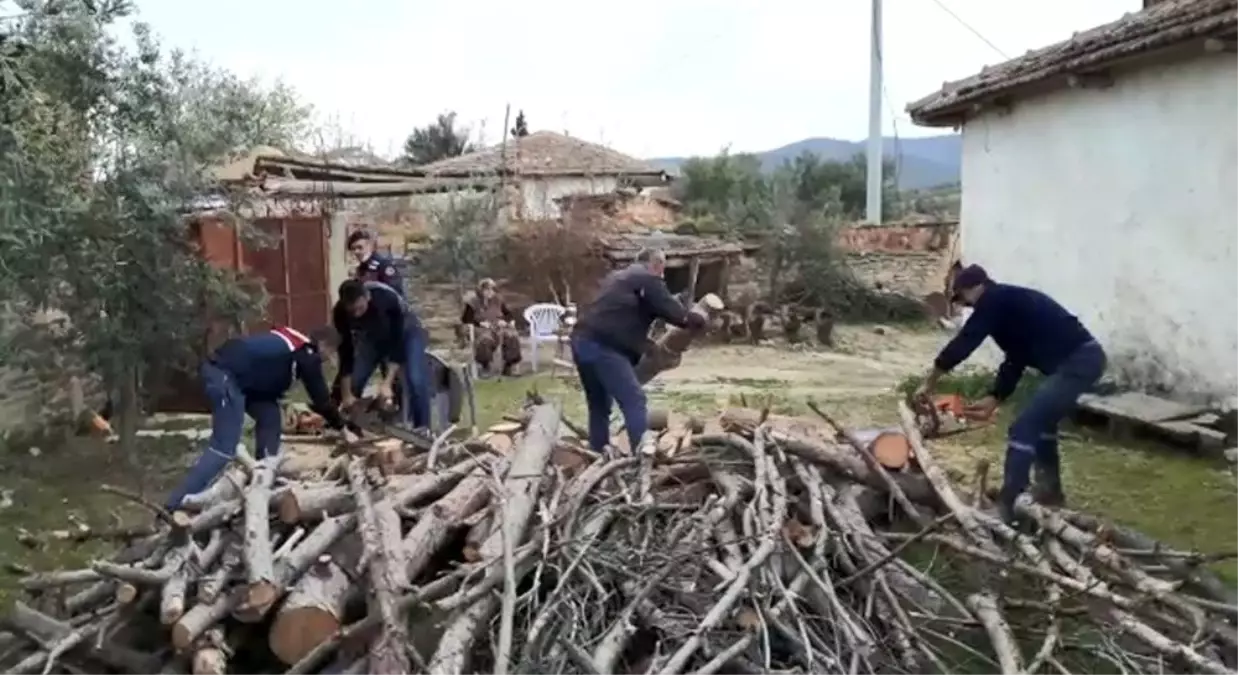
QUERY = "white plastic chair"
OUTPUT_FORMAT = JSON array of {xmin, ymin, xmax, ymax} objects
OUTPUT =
[{"xmin": 523, "ymin": 303, "xmax": 566, "ymax": 373}]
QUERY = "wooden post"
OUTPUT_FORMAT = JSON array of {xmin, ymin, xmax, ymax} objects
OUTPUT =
[{"xmin": 686, "ymin": 257, "xmax": 701, "ymax": 303}]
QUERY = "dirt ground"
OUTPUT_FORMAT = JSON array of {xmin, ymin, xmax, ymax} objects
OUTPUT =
[{"xmin": 649, "ymin": 323, "xmax": 1001, "ymax": 400}]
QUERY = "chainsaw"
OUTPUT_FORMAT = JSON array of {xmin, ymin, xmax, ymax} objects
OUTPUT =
[
  {"xmin": 343, "ymin": 398, "xmax": 435, "ymax": 453},
  {"xmin": 906, "ymin": 392, "xmax": 994, "ymax": 440}
]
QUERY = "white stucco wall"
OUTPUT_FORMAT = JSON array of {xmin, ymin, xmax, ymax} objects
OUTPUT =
[
  {"xmin": 958, "ymin": 54, "xmax": 1237, "ymax": 401},
  {"xmin": 519, "ymin": 176, "xmax": 620, "ymax": 219},
  {"xmin": 410, "ymin": 175, "xmax": 621, "ymax": 222}
]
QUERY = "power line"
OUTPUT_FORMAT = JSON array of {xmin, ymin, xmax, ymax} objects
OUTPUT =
[{"xmin": 925, "ymin": 0, "xmax": 1010, "ymax": 59}]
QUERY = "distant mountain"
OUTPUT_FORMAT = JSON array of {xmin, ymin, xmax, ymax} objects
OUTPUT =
[{"xmin": 648, "ymin": 134, "xmax": 961, "ymax": 191}]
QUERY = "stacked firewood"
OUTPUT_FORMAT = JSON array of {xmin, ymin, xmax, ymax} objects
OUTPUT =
[{"xmin": 3, "ymin": 400, "xmax": 1236, "ymax": 675}]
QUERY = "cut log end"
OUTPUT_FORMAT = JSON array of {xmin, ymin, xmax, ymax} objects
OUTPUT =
[
  {"xmin": 275, "ymin": 490, "xmax": 303, "ymax": 525},
  {"xmin": 191, "ymin": 648, "xmax": 227, "ymax": 675},
  {"xmin": 171, "ymin": 510, "xmax": 194, "ymax": 529},
  {"xmin": 236, "ymin": 581, "xmax": 279, "ymax": 623},
  {"xmin": 171, "ymin": 622, "xmax": 195, "ymax": 653},
  {"xmin": 871, "ymin": 432, "xmax": 912, "ymax": 471},
  {"xmin": 161, "ymin": 598, "xmax": 186, "ymax": 626},
  {"xmin": 115, "ymin": 582, "xmax": 140, "ymax": 605},
  {"xmin": 269, "ymin": 606, "xmax": 343, "ymax": 665},
  {"xmin": 700, "ymin": 293, "xmax": 725, "ymax": 311}
]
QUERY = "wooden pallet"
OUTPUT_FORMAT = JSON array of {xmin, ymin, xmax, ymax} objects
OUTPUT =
[{"xmin": 1076, "ymin": 391, "xmax": 1228, "ymax": 454}]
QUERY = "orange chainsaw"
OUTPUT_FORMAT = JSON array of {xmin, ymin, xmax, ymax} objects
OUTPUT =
[{"xmin": 907, "ymin": 392, "xmax": 994, "ymax": 440}]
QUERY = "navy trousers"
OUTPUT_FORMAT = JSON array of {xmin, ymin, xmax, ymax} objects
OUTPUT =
[
  {"xmin": 351, "ymin": 329, "xmax": 431, "ymax": 429},
  {"xmin": 572, "ymin": 337, "xmax": 646, "ymax": 455},
  {"xmin": 1000, "ymin": 341, "xmax": 1107, "ymax": 510},
  {"xmin": 165, "ymin": 362, "xmax": 282, "ymax": 511}
]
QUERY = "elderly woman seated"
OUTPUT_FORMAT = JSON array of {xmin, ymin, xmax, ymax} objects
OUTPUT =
[{"xmin": 460, "ymin": 278, "xmax": 522, "ymax": 376}]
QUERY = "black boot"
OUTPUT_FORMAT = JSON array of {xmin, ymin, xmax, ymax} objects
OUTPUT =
[{"xmin": 1032, "ymin": 454, "xmax": 1066, "ymax": 507}]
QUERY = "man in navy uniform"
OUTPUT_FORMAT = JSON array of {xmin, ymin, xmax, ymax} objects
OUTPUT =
[
  {"xmin": 333, "ymin": 279, "xmax": 431, "ymax": 430},
  {"xmin": 915, "ymin": 265, "xmax": 1106, "ymax": 525},
  {"xmin": 165, "ymin": 325, "xmax": 358, "ymax": 511},
  {"xmin": 348, "ymin": 229, "xmax": 405, "ymax": 298},
  {"xmin": 570, "ymin": 249, "xmax": 705, "ymax": 456}
]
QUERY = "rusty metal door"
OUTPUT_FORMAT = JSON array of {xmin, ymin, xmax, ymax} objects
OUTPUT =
[{"xmin": 248, "ymin": 217, "xmax": 330, "ymax": 331}]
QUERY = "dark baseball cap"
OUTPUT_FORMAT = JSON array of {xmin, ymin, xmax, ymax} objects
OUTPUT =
[{"xmin": 951, "ymin": 264, "xmax": 990, "ymax": 301}]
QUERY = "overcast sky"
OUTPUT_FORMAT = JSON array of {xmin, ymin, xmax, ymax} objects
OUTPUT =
[{"xmin": 130, "ymin": 0, "xmax": 1137, "ymax": 159}]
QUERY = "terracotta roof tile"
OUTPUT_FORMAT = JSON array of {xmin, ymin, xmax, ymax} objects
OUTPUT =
[
  {"xmin": 906, "ymin": 0, "xmax": 1237, "ymax": 125},
  {"xmin": 420, "ymin": 131, "xmax": 666, "ymax": 178}
]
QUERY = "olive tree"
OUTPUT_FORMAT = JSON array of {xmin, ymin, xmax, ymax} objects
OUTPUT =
[{"xmin": 0, "ymin": 0, "xmax": 312, "ymax": 449}]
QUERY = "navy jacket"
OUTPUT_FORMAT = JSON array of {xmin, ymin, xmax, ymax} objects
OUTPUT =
[
  {"xmin": 573, "ymin": 264, "xmax": 696, "ymax": 363},
  {"xmin": 334, "ymin": 282, "xmax": 424, "ymax": 366},
  {"xmin": 357, "ymin": 253, "xmax": 406, "ymax": 298},
  {"xmin": 934, "ymin": 283, "xmax": 1095, "ymax": 401},
  {"xmin": 209, "ymin": 327, "xmax": 346, "ymax": 429}
]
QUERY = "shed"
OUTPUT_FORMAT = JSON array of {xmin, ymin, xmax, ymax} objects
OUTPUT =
[
  {"xmin": 602, "ymin": 232, "xmax": 758, "ymax": 302},
  {"xmin": 904, "ymin": 0, "xmax": 1237, "ymax": 400}
]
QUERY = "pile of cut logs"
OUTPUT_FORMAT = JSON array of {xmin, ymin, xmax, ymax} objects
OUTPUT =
[{"xmin": 3, "ymin": 400, "xmax": 1236, "ymax": 675}]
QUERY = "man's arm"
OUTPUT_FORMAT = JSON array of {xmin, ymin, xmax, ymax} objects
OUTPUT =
[
  {"xmin": 295, "ymin": 349, "xmax": 348, "ymax": 430},
  {"xmin": 460, "ymin": 301, "xmax": 478, "ymax": 326},
  {"xmin": 991, "ymin": 358, "xmax": 1027, "ymax": 402},
  {"xmin": 332, "ymin": 305, "xmax": 355, "ymax": 396},
  {"xmin": 932, "ymin": 308, "xmax": 993, "ymax": 375},
  {"xmin": 500, "ymin": 302, "xmax": 515, "ymax": 323},
  {"xmin": 380, "ymin": 292, "xmax": 407, "ymax": 390},
  {"xmin": 638, "ymin": 274, "xmax": 699, "ymax": 328}
]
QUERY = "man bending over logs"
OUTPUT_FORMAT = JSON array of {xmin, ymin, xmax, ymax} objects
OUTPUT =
[
  {"xmin": 164, "ymin": 326, "xmax": 358, "ymax": 511},
  {"xmin": 460, "ymin": 277, "xmax": 522, "ymax": 376},
  {"xmin": 570, "ymin": 248, "xmax": 706, "ymax": 455},
  {"xmin": 915, "ymin": 264, "xmax": 1106, "ymax": 526},
  {"xmin": 334, "ymin": 279, "xmax": 431, "ymax": 430}
]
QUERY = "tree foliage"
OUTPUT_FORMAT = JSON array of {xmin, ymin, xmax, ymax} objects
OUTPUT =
[
  {"xmin": 419, "ymin": 193, "xmax": 501, "ymax": 296},
  {"xmin": 510, "ymin": 110, "xmax": 530, "ymax": 138},
  {"xmin": 0, "ymin": 0, "xmax": 313, "ymax": 442},
  {"xmin": 672, "ymin": 150, "xmax": 924, "ymax": 322},
  {"xmin": 401, "ymin": 111, "xmax": 474, "ymax": 166}
]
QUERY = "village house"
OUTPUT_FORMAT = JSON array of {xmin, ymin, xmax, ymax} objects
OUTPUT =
[
  {"xmin": 905, "ymin": 0, "xmax": 1237, "ymax": 400},
  {"xmin": 418, "ymin": 131, "xmax": 670, "ymax": 221}
]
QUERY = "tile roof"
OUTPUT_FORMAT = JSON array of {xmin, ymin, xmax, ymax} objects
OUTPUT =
[
  {"xmin": 419, "ymin": 131, "xmax": 666, "ymax": 178},
  {"xmin": 906, "ymin": 0, "xmax": 1237, "ymax": 125}
]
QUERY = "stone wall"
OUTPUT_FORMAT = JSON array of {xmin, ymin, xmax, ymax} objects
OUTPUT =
[
  {"xmin": 839, "ymin": 221, "xmax": 958, "ymax": 298},
  {"xmin": 722, "ymin": 220, "xmax": 960, "ymax": 303},
  {"xmin": 844, "ymin": 250, "xmax": 951, "ymax": 297}
]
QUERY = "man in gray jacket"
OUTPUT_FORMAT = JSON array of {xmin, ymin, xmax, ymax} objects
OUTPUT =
[{"xmin": 570, "ymin": 249, "xmax": 705, "ymax": 455}]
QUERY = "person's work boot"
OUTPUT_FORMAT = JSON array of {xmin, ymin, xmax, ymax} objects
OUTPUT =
[
  {"xmin": 1031, "ymin": 483, "xmax": 1067, "ymax": 508},
  {"xmin": 997, "ymin": 488, "xmax": 1034, "ymax": 534},
  {"xmin": 1031, "ymin": 459, "xmax": 1066, "ymax": 507}
]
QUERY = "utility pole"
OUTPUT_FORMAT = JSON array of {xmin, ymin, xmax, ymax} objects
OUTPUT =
[{"xmin": 865, "ymin": 0, "xmax": 884, "ymax": 225}]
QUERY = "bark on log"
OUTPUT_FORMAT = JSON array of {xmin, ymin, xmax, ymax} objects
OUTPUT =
[
  {"xmin": 6, "ymin": 601, "xmax": 162, "ymax": 674},
  {"xmin": 478, "ymin": 404, "xmax": 561, "ymax": 563},
  {"xmin": 275, "ymin": 475, "xmax": 420, "ymax": 524},
  {"xmin": 462, "ymin": 511, "xmax": 492, "ymax": 562},
  {"xmin": 967, "ymin": 592, "xmax": 1025, "ymax": 674},
  {"xmin": 179, "ymin": 467, "xmax": 247, "ymax": 512},
  {"xmin": 404, "ymin": 460, "xmax": 504, "ymax": 583},
  {"xmin": 348, "ymin": 457, "xmax": 412, "ymax": 675},
  {"xmin": 240, "ymin": 459, "xmax": 279, "ymax": 620},
  {"xmin": 268, "ymin": 536, "xmax": 363, "ymax": 665},
  {"xmin": 635, "ymin": 294, "xmax": 725, "ymax": 384}
]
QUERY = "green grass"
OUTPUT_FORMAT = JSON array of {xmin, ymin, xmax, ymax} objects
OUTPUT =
[
  {"xmin": 0, "ymin": 432, "xmax": 193, "ymax": 605},
  {"xmin": 897, "ymin": 370, "xmax": 1238, "ymax": 584}
]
